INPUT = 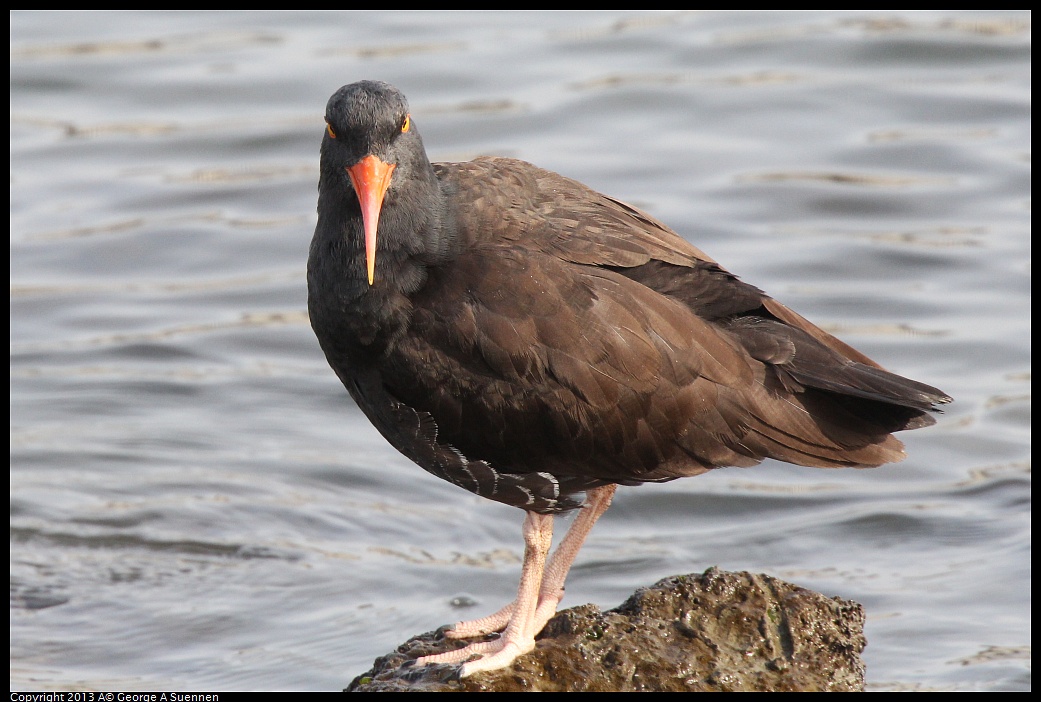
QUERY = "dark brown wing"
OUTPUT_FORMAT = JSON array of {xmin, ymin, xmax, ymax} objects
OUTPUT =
[
  {"xmin": 450, "ymin": 158, "xmax": 927, "ymax": 370},
  {"xmin": 435, "ymin": 157, "xmax": 948, "ymax": 410},
  {"xmin": 369, "ymin": 158, "xmax": 949, "ymax": 512}
]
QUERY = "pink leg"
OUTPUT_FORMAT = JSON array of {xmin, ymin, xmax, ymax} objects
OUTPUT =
[
  {"xmin": 530, "ymin": 484, "xmax": 616, "ymax": 631},
  {"xmin": 416, "ymin": 510, "xmax": 554, "ymax": 673},
  {"xmin": 417, "ymin": 485, "xmax": 617, "ymax": 677}
]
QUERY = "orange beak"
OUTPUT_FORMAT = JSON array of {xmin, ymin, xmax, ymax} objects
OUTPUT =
[{"xmin": 346, "ymin": 155, "xmax": 396, "ymax": 285}]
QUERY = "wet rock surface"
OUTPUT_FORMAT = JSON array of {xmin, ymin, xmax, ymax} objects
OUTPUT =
[{"xmin": 347, "ymin": 567, "xmax": 866, "ymax": 692}]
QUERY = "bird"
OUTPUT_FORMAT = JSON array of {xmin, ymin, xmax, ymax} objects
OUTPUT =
[{"xmin": 306, "ymin": 80, "xmax": 951, "ymax": 677}]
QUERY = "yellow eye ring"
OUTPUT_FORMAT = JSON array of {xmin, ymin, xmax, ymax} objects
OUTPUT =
[
  {"xmin": 325, "ymin": 121, "xmax": 337, "ymax": 139},
  {"xmin": 401, "ymin": 114, "xmax": 411, "ymax": 133}
]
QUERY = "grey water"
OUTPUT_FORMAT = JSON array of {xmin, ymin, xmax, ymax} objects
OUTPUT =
[{"xmin": 10, "ymin": 10, "xmax": 1030, "ymax": 692}]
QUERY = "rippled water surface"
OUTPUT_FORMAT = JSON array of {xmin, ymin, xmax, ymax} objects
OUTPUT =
[{"xmin": 10, "ymin": 10, "xmax": 1030, "ymax": 692}]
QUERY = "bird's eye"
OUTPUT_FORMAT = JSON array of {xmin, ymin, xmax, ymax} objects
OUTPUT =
[
  {"xmin": 325, "ymin": 121, "xmax": 337, "ymax": 139},
  {"xmin": 401, "ymin": 114, "xmax": 411, "ymax": 133}
]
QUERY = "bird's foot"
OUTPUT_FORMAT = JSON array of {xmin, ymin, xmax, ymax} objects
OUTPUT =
[
  {"xmin": 456, "ymin": 634, "xmax": 537, "ymax": 677},
  {"xmin": 444, "ymin": 586, "xmax": 564, "ymax": 639},
  {"xmin": 442, "ymin": 602, "xmax": 515, "ymax": 639},
  {"xmin": 415, "ymin": 587, "xmax": 564, "ymax": 676},
  {"xmin": 414, "ymin": 619, "xmax": 540, "ymax": 676},
  {"xmin": 415, "ymin": 632, "xmax": 533, "ymax": 671},
  {"xmin": 415, "ymin": 511, "xmax": 566, "ymax": 677}
]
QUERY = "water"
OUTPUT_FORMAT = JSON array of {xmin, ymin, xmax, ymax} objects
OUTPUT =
[{"xmin": 10, "ymin": 10, "xmax": 1030, "ymax": 692}]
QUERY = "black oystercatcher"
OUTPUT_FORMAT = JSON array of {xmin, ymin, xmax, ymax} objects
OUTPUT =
[{"xmin": 306, "ymin": 80, "xmax": 951, "ymax": 676}]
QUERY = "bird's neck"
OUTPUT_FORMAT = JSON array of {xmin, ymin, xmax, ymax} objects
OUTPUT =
[{"xmin": 308, "ymin": 172, "xmax": 452, "ymax": 364}]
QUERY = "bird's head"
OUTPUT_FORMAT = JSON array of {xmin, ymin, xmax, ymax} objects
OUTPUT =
[{"xmin": 321, "ymin": 80, "xmax": 426, "ymax": 285}]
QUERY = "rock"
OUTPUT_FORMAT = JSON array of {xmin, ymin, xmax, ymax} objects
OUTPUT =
[{"xmin": 346, "ymin": 568, "xmax": 866, "ymax": 692}]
